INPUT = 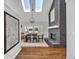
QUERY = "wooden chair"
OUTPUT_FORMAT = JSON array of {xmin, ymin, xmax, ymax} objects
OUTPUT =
[
  {"xmin": 32, "ymin": 34, "xmax": 38, "ymax": 42},
  {"xmin": 25, "ymin": 34, "xmax": 31, "ymax": 42},
  {"xmin": 38, "ymin": 35, "xmax": 43, "ymax": 42}
]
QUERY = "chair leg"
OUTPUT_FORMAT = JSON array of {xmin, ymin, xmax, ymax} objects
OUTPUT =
[
  {"xmin": 42, "ymin": 39, "xmax": 43, "ymax": 42},
  {"xmin": 37, "ymin": 39, "xmax": 39, "ymax": 42}
]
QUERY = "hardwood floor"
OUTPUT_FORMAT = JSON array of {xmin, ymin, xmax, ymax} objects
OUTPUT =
[{"xmin": 15, "ymin": 47, "xmax": 66, "ymax": 59}]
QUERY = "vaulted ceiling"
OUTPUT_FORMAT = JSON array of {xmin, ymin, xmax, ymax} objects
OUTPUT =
[{"xmin": 4, "ymin": 0, "xmax": 53, "ymax": 23}]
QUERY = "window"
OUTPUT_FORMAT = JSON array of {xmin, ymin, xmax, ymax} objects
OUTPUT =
[
  {"xmin": 21, "ymin": 0, "xmax": 43, "ymax": 12},
  {"xmin": 21, "ymin": 0, "xmax": 30, "ymax": 12},
  {"xmin": 35, "ymin": 0, "xmax": 43, "ymax": 12}
]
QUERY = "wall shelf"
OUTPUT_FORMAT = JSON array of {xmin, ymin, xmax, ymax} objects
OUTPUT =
[{"xmin": 48, "ymin": 25, "xmax": 59, "ymax": 29}]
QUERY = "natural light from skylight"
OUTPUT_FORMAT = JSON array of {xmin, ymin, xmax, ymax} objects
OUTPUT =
[
  {"xmin": 21, "ymin": 0, "xmax": 43, "ymax": 12},
  {"xmin": 21, "ymin": 0, "xmax": 30, "ymax": 12},
  {"xmin": 35, "ymin": 0, "xmax": 43, "ymax": 12}
]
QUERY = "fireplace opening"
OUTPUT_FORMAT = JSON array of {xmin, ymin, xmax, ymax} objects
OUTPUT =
[{"xmin": 50, "ymin": 33, "xmax": 56, "ymax": 41}]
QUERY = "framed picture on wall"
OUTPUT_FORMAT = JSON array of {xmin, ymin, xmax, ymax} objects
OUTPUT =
[
  {"xmin": 4, "ymin": 11, "xmax": 19, "ymax": 54},
  {"xmin": 49, "ymin": 7, "xmax": 55, "ymax": 25},
  {"xmin": 50, "ymin": 8, "xmax": 55, "ymax": 23},
  {"xmin": 27, "ymin": 26, "xmax": 33, "ymax": 33},
  {"xmin": 34, "ymin": 26, "xmax": 39, "ymax": 33}
]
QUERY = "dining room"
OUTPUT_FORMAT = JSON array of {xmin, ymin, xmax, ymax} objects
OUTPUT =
[{"xmin": 21, "ymin": 24, "xmax": 49, "ymax": 47}]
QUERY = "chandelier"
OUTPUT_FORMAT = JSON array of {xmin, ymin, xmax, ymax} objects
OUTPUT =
[{"xmin": 30, "ymin": 9, "xmax": 35, "ymax": 24}]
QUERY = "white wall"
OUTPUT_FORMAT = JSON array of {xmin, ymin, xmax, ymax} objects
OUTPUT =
[
  {"xmin": 66, "ymin": 0, "xmax": 75, "ymax": 59},
  {"xmin": 4, "ymin": 3, "xmax": 21, "ymax": 59}
]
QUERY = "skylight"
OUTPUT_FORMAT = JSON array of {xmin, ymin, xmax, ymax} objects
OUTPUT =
[
  {"xmin": 35, "ymin": 0, "xmax": 43, "ymax": 12},
  {"xmin": 21, "ymin": 0, "xmax": 43, "ymax": 12},
  {"xmin": 21, "ymin": 0, "xmax": 30, "ymax": 12}
]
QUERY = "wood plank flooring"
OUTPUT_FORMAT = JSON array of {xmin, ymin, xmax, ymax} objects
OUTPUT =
[{"xmin": 15, "ymin": 47, "xmax": 66, "ymax": 59}]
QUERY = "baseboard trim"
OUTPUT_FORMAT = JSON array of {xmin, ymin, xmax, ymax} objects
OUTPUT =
[{"xmin": 13, "ymin": 47, "xmax": 22, "ymax": 59}]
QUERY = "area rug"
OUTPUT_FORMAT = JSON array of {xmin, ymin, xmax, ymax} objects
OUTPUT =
[{"xmin": 21, "ymin": 40, "xmax": 49, "ymax": 47}]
